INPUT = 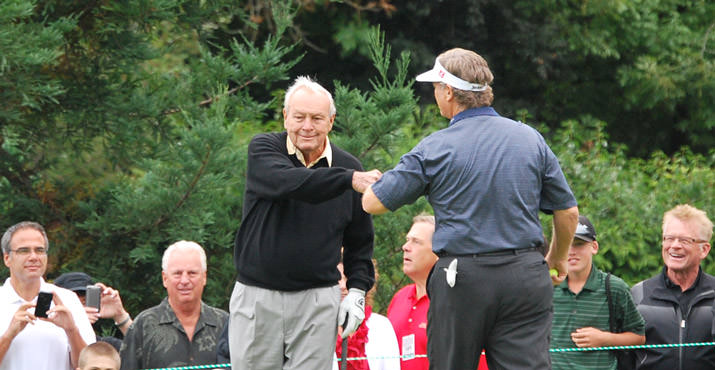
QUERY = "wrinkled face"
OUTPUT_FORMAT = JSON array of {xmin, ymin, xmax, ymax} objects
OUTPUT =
[
  {"xmin": 162, "ymin": 249, "xmax": 206, "ymax": 306},
  {"xmin": 662, "ymin": 217, "xmax": 710, "ymax": 275},
  {"xmin": 3, "ymin": 228, "xmax": 47, "ymax": 284},
  {"xmin": 567, "ymin": 239, "xmax": 597, "ymax": 275},
  {"xmin": 402, "ymin": 222, "xmax": 437, "ymax": 281},
  {"xmin": 337, "ymin": 262, "xmax": 348, "ymax": 299},
  {"xmin": 283, "ymin": 87, "xmax": 335, "ymax": 163}
]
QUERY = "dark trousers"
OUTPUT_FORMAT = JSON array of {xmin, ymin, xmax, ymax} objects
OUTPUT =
[{"xmin": 427, "ymin": 250, "xmax": 553, "ymax": 370}]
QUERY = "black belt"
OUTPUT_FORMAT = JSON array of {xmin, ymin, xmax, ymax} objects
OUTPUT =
[{"xmin": 436, "ymin": 246, "xmax": 541, "ymax": 258}]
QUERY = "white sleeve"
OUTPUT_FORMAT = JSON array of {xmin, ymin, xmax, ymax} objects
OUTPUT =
[{"xmin": 365, "ymin": 313, "xmax": 401, "ymax": 370}]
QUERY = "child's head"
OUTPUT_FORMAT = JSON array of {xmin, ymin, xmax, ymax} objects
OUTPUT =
[{"xmin": 77, "ymin": 342, "xmax": 120, "ymax": 370}]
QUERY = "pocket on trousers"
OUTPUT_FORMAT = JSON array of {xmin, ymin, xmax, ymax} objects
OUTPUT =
[{"xmin": 230, "ymin": 282, "xmax": 256, "ymax": 320}]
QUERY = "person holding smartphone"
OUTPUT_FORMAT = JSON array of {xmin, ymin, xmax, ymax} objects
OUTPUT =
[
  {"xmin": 0, "ymin": 221, "xmax": 96, "ymax": 370},
  {"xmin": 54, "ymin": 272, "xmax": 133, "ymax": 351}
]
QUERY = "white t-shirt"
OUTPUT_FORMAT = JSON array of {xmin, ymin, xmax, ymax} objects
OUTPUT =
[
  {"xmin": 0, "ymin": 278, "xmax": 96, "ymax": 370},
  {"xmin": 334, "ymin": 312, "xmax": 401, "ymax": 370}
]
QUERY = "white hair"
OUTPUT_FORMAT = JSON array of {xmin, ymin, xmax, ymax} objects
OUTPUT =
[
  {"xmin": 283, "ymin": 76, "xmax": 336, "ymax": 117},
  {"xmin": 161, "ymin": 240, "xmax": 207, "ymax": 272}
]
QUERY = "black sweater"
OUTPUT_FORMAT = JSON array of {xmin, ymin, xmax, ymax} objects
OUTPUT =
[{"xmin": 233, "ymin": 132, "xmax": 375, "ymax": 292}]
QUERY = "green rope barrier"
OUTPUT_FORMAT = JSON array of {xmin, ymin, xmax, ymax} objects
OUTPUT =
[
  {"xmin": 549, "ymin": 341, "xmax": 715, "ymax": 352},
  {"xmin": 141, "ymin": 342, "xmax": 715, "ymax": 370}
]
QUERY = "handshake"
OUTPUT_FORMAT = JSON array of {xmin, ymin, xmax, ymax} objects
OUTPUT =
[{"xmin": 352, "ymin": 169, "xmax": 382, "ymax": 193}]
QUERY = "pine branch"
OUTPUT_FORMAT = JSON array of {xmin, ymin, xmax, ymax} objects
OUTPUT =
[
  {"xmin": 159, "ymin": 76, "xmax": 259, "ymax": 116},
  {"xmin": 152, "ymin": 144, "xmax": 212, "ymax": 228}
]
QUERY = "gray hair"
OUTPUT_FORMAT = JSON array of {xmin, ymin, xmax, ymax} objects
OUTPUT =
[
  {"xmin": 1, "ymin": 221, "xmax": 49, "ymax": 254},
  {"xmin": 412, "ymin": 213, "xmax": 435, "ymax": 225},
  {"xmin": 161, "ymin": 240, "xmax": 207, "ymax": 272},
  {"xmin": 284, "ymin": 76, "xmax": 336, "ymax": 117}
]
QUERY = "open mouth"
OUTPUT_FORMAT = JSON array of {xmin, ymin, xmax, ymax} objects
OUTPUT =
[{"xmin": 668, "ymin": 252, "xmax": 685, "ymax": 260}]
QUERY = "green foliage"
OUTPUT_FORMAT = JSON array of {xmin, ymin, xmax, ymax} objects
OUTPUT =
[
  {"xmin": 542, "ymin": 116, "xmax": 715, "ymax": 285},
  {"xmin": 0, "ymin": 0, "xmax": 74, "ymax": 122},
  {"xmin": 1, "ymin": 0, "xmax": 713, "ymax": 319}
]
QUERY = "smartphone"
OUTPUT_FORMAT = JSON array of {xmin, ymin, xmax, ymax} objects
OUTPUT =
[
  {"xmin": 85, "ymin": 285, "xmax": 101, "ymax": 310},
  {"xmin": 35, "ymin": 291, "xmax": 53, "ymax": 318}
]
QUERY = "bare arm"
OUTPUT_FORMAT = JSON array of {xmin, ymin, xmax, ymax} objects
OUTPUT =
[
  {"xmin": 0, "ymin": 303, "xmax": 36, "ymax": 362},
  {"xmin": 545, "ymin": 206, "xmax": 579, "ymax": 285},
  {"xmin": 571, "ymin": 327, "xmax": 645, "ymax": 348},
  {"xmin": 44, "ymin": 292, "xmax": 87, "ymax": 368},
  {"xmin": 95, "ymin": 283, "xmax": 132, "ymax": 335},
  {"xmin": 361, "ymin": 185, "xmax": 389, "ymax": 215}
]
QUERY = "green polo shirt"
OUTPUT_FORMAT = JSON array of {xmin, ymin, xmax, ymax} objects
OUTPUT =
[{"xmin": 551, "ymin": 264, "xmax": 645, "ymax": 370}]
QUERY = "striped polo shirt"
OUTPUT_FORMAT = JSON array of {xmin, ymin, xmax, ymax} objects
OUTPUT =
[{"xmin": 551, "ymin": 265, "xmax": 645, "ymax": 370}]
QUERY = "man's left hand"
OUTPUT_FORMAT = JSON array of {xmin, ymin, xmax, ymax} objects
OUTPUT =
[
  {"xmin": 42, "ymin": 292, "xmax": 78, "ymax": 333},
  {"xmin": 337, "ymin": 288, "xmax": 366, "ymax": 338}
]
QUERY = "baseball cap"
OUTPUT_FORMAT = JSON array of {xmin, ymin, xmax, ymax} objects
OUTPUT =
[
  {"xmin": 416, "ymin": 58, "xmax": 488, "ymax": 92},
  {"xmin": 574, "ymin": 215, "xmax": 597, "ymax": 242},
  {"xmin": 54, "ymin": 272, "xmax": 94, "ymax": 292}
]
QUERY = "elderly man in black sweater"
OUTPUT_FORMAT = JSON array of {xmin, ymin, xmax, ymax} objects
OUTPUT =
[{"xmin": 229, "ymin": 76, "xmax": 381, "ymax": 370}]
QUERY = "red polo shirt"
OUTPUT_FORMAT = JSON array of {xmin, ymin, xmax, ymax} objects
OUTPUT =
[{"xmin": 388, "ymin": 284, "xmax": 488, "ymax": 370}]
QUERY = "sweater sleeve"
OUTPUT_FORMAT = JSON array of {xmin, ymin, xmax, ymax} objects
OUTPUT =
[
  {"xmin": 342, "ymin": 189, "xmax": 375, "ymax": 292},
  {"xmin": 246, "ymin": 134, "xmax": 355, "ymax": 204}
]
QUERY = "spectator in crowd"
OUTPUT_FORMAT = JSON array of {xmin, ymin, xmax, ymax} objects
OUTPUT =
[
  {"xmin": 230, "ymin": 76, "xmax": 379, "ymax": 369},
  {"xmin": 361, "ymin": 47, "xmax": 578, "ymax": 369},
  {"xmin": 334, "ymin": 260, "xmax": 400, "ymax": 370},
  {"xmin": 77, "ymin": 341, "xmax": 120, "ymax": 370},
  {"xmin": 629, "ymin": 204, "xmax": 714, "ymax": 369},
  {"xmin": 386, "ymin": 214, "xmax": 435, "ymax": 370},
  {"xmin": 551, "ymin": 215, "xmax": 645, "ymax": 369},
  {"xmin": 119, "ymin": 240, "xmax": 228, "ymax": 370},
  {"xmin": 54, "ymin": 272, "xmax": 132, "ymax": 351},
  {"xmin": 387, "ymin": 214, "xmax": 488, "ymax": 370},
  {"xmin": 0, "ymin": 221, "xmax": 96, "ymax": 370}
]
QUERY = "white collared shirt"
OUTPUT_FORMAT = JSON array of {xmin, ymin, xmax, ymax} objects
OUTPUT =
[
  {"xmin": 286, "ymin": 135, "xmax": 333, "ymax": 168},
  {"xmin": 0, "ymin": 278, "xmax": 96, "ymax": 370}
]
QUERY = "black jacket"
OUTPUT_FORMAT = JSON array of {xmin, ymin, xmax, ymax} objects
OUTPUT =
[
  {"xmin": 234, "ymin": 132, "xmax": 375, "ymax": 292},
  {"xmin": 629, "ymin": 267, "xmax": 715, "ymax": 370}
]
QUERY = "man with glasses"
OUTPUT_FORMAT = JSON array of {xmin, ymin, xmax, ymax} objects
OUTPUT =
[
  {"xmin": 0, "ymin": 221, "xmax": 95, "ymax": 370},
  {"xmin": 629, "ymin": 204, "xmax": 714, "ymax": 369}
]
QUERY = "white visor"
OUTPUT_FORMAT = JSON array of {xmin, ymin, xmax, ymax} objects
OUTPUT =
[{"xmin": 415, "ymin": 59, "xmax": 488, "ymax": 92}]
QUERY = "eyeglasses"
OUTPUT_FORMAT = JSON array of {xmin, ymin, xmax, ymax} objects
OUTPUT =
[
  {"xmin": 662, "ymin": 235, "xmax": 708, "ymax": 247},
  {"xmin": 9, "ymin": 247, "xmax": 47, "ymax": 256}
]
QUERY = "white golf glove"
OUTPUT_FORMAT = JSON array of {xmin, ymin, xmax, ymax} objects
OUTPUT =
[{"xmin": 337, "ymin": 288, "xmax": 366, "ymax": 339}]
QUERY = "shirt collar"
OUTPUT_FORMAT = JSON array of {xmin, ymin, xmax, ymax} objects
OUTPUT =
[
  {"xmin": 158, "ymin": 297, "xmax": 221, "ymax": 329},
  {"xmin": 286, "ymin": 135, "xmax": 333, "ymax": 168},
  {"xmin": 580, "ymin": 264, "xmax": 601, "ymax": 292},
  {"xmin": 449, "ymin": 106, "xmax": 500, "ymax": 126},
  {"xmin": 663, "ymin": 265, "xmax": 702, "ymax": 292},
  {"xmin": 558, "ymin": 264, "xmax": 600, "ymax": 292},
  {"xmin": 2, "ymin": 277, "xmax": 50, "ymax": 304}
]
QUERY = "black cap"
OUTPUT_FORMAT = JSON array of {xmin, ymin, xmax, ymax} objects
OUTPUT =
[
  {"xmin": 574, "ymin": 215, "xmax": 597, "ymax": 242},
  {"xmin": 53, "ymin": 272, "xmax": 93, "ymax": 292}
]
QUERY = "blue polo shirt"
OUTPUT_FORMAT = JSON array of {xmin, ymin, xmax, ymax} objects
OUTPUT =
[{"xmin": 371, "ymin": 107, "xmax": 577, "ymax": 254}]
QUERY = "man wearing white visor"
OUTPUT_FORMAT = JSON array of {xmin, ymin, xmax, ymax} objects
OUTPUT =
[{"xmin": 361, "ymin": 48, "xmax": 578, "ymax": 369}]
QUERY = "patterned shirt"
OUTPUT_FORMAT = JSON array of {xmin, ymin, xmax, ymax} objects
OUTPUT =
[
  {"xmin": 119, "ymin": 298, "xmax": 228, "ymax": 370},
  {"xmin": 551, "ymin": 265, "xmax": 645, "ymax": 370}
]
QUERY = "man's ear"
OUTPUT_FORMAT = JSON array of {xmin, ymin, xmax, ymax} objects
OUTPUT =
[
  {"xmin": 700, "ymin": 243, "xmax": 711, "ymax": 259},
  {"xmin": 444, "ymin": 85, "xmax": 454, "ymax": 101}
]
